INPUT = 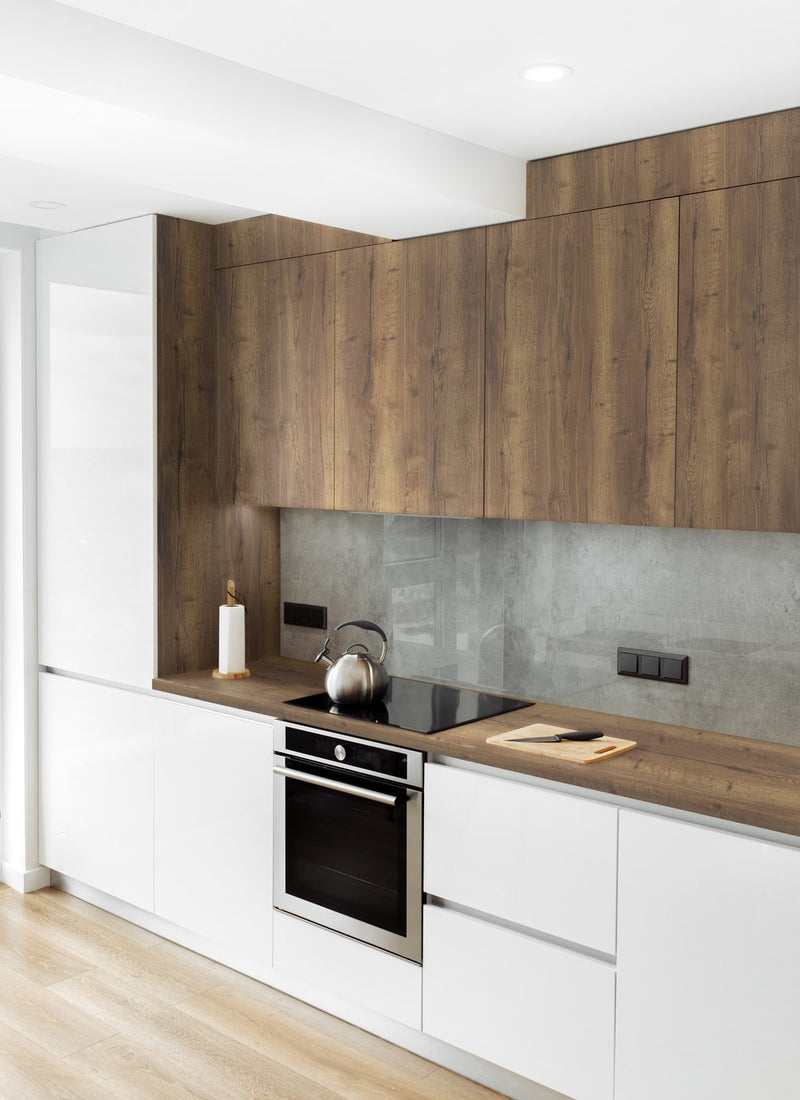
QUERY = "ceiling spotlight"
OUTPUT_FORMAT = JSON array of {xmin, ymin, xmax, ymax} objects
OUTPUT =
[
  {"xmin": 28, "ymin": 200, "xmax": 67, "ymax": 211},
  {"xmin": 523, "ymin": 63, "xmax": 573, "ymax": 84}
]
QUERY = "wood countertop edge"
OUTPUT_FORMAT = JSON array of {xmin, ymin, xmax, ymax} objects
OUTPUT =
[{"xmin": 153, "ymin": 657, "xmax": 800, "ymax": 840}]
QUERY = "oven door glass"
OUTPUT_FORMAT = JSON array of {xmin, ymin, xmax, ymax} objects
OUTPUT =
[{"xmin": 274, "ymin": 755, "xmax": 421, "ymax": 960}]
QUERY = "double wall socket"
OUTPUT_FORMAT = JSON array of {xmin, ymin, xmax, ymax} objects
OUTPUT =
[
  {"xmin": 284, "ymin": 602, "xmax": 328, "ymax": 629},
  {"xmin": 617, "ymin": 647, "xmax": 689, "ymax": 685}
]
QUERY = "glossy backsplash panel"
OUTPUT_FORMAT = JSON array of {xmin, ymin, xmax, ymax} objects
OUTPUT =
[{"xmin": 280, "ymin": 510, "xmax": 800, "ymax": 746}]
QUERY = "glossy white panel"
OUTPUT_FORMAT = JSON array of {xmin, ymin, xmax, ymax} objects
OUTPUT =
[
  {"xmin": 424, "ymin": 763, "xmax": 618, "ymax": 953},
  {"xmin": 153, "ymin": 699, "xmax": 273, "ymax": 965},
  {"xmin": 38, "ymin": 672, "xmax": 154, "ymax": 910},
  {"xmin": 273, "ymin": 911, "xmax": 422, "ymax": 1030},
  {"xmin": 616, "ymin": 811, "xmax": 800, "ymax": 1100},
  {"xmin": 37, "ymin": 215, "xmax": 156, "ymax": 687},
  {"xmin": 423, "ymin": 906, "xmax": 615, "ymax": 1100}
]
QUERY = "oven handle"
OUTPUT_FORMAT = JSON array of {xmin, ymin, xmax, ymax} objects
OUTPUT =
[{"xmin": 273, "ymin": 764, "xmax": 400, "ymax": 806}]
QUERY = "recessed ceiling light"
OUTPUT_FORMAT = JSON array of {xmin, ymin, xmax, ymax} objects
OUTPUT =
[
  {"xmin": 28, "ymin": 200, "xmax": 67, "ymax": 211},
  {"xmin": 523, "ymin": 63, "xmax": 573, "ymax": 84}
]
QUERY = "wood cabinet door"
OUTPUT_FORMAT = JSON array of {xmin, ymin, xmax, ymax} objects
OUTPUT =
[
  {"xmin": 216, "ymin": 252, "xmax": 334, "ymax": 509},
  {"xmin": 334, "ymin": 229, "xmax": 485, "ymax": 516},
  {"xmin": 677, "ymin": 179, "xmax": 800, "ymax": 531},
  {"xmin": 485, "ymin": 200, "xmax": 678, "ymax": 525}
]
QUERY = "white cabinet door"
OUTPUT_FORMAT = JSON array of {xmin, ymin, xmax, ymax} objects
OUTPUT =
[
  {"xmin": 423, "ymin": 906, "xmax": 615, "ymax": 1100},
  {"xmin": 39, "ymin": 672, "xmax": 154, "ymax": 910},
  {"xmin": 37, "ymin": 216, "xmax": 156, "ymax": 688},
  {"xmin": 424, "ymin": 763, "xmax": 618, "ymax": 953},
  {"xmin": 616, "ymin": 810, "xmax": 800, "ymax": 1100},
  {"xmin": 154, "ymin": 699, "xmax": 273, "ymax": 966}
]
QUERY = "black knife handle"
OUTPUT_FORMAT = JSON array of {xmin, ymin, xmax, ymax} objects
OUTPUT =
[{"xmin": 560, "ymin": 730, "xmax": 604, "ymax": 741}]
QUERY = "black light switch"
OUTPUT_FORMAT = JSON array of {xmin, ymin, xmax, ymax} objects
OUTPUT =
[
  {"xmin": 617, "ymin": 646, "xmax": 689, "ymax": 685},
  {"xmin": 639, "ymin": 653, "xmax": 660, "ymax": 678}
]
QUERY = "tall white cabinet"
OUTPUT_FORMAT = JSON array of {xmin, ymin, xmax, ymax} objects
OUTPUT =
[
  {"xmin": 616, "ymin": 810, "xmax": 800, "ymax": 1100},
  {"xmin": 37, "ymin": 216, "xmax": 156, "ymax": 689}
]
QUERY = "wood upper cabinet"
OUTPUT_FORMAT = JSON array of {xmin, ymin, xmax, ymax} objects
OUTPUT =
[
  {"xmin": 216, "ymin": 252, "xmax": 335, "ymax": 509},
  {"xmin": 334, "ymin": 229, "xmax": 485, "ymax": 516},
  {"xmin": 485, "ymin": 201, "xmax": 679, "ymax": 525},
  {"xmin": 677, "ymin": 178, "xmax": 800, "ymax": 531}
]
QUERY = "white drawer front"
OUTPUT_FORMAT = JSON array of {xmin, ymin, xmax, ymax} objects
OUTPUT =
[
  {"xmin": 424, "ymin": 763, "xmax": 617, "ymax": 953},
  {"xmin": 423, "ymin": 905, "xmax": 615, "ymax": 1100}
]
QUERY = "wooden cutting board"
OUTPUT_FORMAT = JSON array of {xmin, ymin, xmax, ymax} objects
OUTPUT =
[{"xmin": 487, "ymin": 722, "xmax": 637, "ymax": 764}]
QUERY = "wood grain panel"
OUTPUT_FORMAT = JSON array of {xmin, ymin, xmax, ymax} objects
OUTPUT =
[
  {"xmin": 215, "ymin": 213, "xmax": 387, "ymax": 269},
  {"xmin": 216, "ymin": 254, "xmax": 335, "ymax": 509},
  {"xmin": 485, "ymin": 201, "xmax": 678, "ymax": 525},
  {"xmin": 158, "ymin": 217, "xmax": 281, "ymax": 675},
  {"xmin": 157, "ymin": 217, "xmax": 218, "ymax": 676},
  {"xmin": 527, "ymin": 106, "xmax": 800, "ymax": 218},
  {"xmin": 677, "ymin": 178, "xmax": 800, "ymax": 531},
  {"xmin": 335, "ymin": 229, "xmax": 485, "ymax": 516}
]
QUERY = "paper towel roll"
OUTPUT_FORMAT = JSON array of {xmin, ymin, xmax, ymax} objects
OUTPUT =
[{"xmin": 218, "ymin": 604, "xmax": 246, "ymax": 674}]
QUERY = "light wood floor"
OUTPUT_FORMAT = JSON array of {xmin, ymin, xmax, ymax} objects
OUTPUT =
[{"xmin": 0, "ymin": 885, "xmax": 505, "ymax": 1099}]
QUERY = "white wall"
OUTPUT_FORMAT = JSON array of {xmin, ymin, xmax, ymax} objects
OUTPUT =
[{"xmin": 0, "ymin": 221, "xmax": 49, "ymax": 890}]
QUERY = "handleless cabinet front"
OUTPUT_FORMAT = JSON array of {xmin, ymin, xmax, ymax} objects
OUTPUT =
[{"xmin": 424, "ymin": 762, "xmax": 617, "ymax": 953}]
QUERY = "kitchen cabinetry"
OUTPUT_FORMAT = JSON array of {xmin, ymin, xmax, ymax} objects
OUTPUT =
[
  {"xmin": 216, "ymin": 252, "xmax": 335, "ymax": 509},
  {"xmin": 485, "ymin": 200, "xmax": 678, "ymax": 525},
  {"xmin": 676, "ymin": 177, "xmax": 800, "ymax": 531},
  {"xmin": 39, "ymin": 672, "xmax": 154, "ymax": 910},
  {"xmin": 37, "ymin": 215, "xmax": 156, "ymax": 687},
  {"xmin": 615, "ymin": 810, "xmax": 800, "ymax": 1099},
  {"xmin": 423, "ymin": 763, "xmax": 617, "ymax": 1100},
  {"xmin": 153, "ymin": 699, "xmax": 273, "ymax": 966},
  {"xmin": 335, "ymin": 229, "xmax": 485, "ymax": 516}
]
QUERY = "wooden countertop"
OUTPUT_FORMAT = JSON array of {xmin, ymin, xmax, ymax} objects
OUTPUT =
[{"xmin": 154, "ymin": 657, "xmax": 800, "ymax": 839}]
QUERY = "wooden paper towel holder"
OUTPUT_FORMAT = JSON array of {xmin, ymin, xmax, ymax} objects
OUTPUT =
[{"xmin": 212, "ymin": 580, "xmax": 250, "ymax": 679}]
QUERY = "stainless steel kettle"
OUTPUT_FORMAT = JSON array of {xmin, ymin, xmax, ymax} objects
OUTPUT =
[{"xmin": 314, "ymin": 619, "xmax": 389, "ymax": 705}]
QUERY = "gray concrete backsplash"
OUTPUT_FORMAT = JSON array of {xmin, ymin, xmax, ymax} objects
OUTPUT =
[{"xmin": 280, "ymin": 510, "xmax": 800, "ymax": 746}]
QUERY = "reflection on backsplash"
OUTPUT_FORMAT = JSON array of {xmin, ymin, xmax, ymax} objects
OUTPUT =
[{"xmin": 280, "ymin": 510, "xmax": 800, "ymax": 747}]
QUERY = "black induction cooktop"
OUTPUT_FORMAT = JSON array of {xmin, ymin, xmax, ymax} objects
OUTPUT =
[{"xmin": 285, "ymin": 677, "xmax": 532, "ymax": 735}]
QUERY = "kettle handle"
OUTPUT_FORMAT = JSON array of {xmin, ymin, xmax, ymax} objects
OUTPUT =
[{"xmin": 335, "ymin": 620, "xmax": 388, "ymax": 664}]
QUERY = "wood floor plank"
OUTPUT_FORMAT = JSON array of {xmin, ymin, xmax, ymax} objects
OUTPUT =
[
  {"xmin": 0, "ymin": 887, "xmax": 507, "ymax": 1099},
  {"xmin": 64, "ymin": 1034, "xmax": 221, "ymax": 1100},
  {"xmin": 52, "ymin": 968, "xmax": 342, "ymax": 1100},
  {"xmin": 0, "ymin": 959, "xmax": 115, "ymax": 1058},
  {"xmin": 178, "ymin": 983, "xmax": 504, "ymax": 1100},
  {"xmin": 0, "ymin": 1018, "xmax": 110, "ymax": 1100},
  {"xmin": 0, "ymin": 909, "xmax": 93, "ymax": 987},
  {"xmin": 0, "ymin": 886, "xmax": 161, "ymax": 948}
]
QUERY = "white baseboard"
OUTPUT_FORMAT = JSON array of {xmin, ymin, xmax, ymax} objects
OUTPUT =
[{"xmin": 1, "ymin": 862, "xmax": 52, "ymax": 893}]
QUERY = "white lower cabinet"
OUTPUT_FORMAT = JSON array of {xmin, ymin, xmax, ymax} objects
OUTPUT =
[
  {"xmin": 422, "ymin": 762, "xmax": 618, "ymax": 1100},
  {"xmin": 616, "ymin": 810, "xmax": 800, "ymax": 1100},
  {"xmin": 423, "ymin": 906, "xmax": 615, "ymax": 1100},
  {"xmin": 424, "ymin": 763, "xmax": 618, "ymax": 954},
  {"xmin": 273, "ymin": 910, "xmax": 422, "ymax": 1030},
  {"xmin": 153, "ymin": 699, "xmax": 273, "ymax": 967},
  {"xmin": 39, "ymin": 672, "xmax": 154, "ymax": 910}
]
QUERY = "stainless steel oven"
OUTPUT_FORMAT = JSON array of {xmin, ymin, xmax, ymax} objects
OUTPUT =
[{"xmin": 273, "ymin": 720, "xmax": 424, "ymax": 963}]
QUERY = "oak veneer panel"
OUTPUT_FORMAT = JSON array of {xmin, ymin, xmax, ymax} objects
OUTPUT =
[
  {"xmin": 158, "ymin": 218, "xmax": 281, "ymax": 675},
  {"xmin": 217, "ymin": 253, "xmax": 335, "ymax": 509},
  {"xmin": 335, "ymin": 229, "xmax": 485, "ymax": 516},
  {"xmin": 157, "ymin": 217, "xmax": 218, "ymax": 676},
  {"xmin": 677, "ymin": 178, "xmax": 800, "ymax": 531},
  {"xmin": 485, "ymin": 200, "xmax": 678, "ymax": 525},
  {"xmin": 215, "ymin": 213, "xmax": 386, "ymax": 269},
  {"xmin": 527, "ymin": 106, "xmax": 800, "ymax": 218}
]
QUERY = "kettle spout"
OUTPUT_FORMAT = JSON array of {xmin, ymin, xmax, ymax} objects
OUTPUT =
[{"xmin": 314, "ymin": 637, "xmax": 334, "ymax": 668}]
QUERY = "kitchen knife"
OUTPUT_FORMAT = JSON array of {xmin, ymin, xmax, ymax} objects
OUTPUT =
[{"xmin": 510, "ymin": 730, "xmax": 604, "ymax": 743}]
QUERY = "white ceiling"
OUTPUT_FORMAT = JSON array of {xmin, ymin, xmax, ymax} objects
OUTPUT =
[{"xmin": 2, "ymin": 0, "xmax": 799, "ymax": 238}]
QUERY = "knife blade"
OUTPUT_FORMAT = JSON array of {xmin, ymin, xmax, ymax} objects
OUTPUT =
[{"xmin": 510, "ymin": 730, "xmax": 604, "ymax": 743}]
